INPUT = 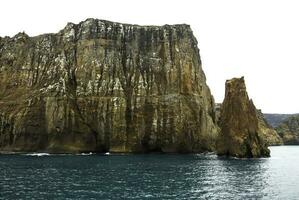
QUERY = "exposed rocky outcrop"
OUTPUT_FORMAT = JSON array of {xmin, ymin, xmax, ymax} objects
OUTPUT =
[
  {"xmin": 0, "ymin": 18, "xmax": 219, "ymax": 153},
  {"xmin": 256, "ymin": 110, "xmax": 283, "ymax": 146},
  {"xmin": 275, "ymin": 115, "xmax": 299, "ymax": 144},
  {"xmin": 216, "ymin": 103, "xmax": 282, "ymax": 146},
  {"xmin": 216, "ymin": 77, "xmax": 270, "ymax": 158}
]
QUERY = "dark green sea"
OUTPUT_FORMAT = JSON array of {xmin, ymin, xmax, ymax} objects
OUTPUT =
[{"xmin": 1, "ymin": 146, "xmax": 299, "ymax": 199}]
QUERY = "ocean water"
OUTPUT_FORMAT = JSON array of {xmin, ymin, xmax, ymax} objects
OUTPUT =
[{"xmin": 1, "ymin": 146, "xmax": 299, "ymax": 200}]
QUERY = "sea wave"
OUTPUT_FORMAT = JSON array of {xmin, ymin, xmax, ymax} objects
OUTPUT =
[
  {"xmin": 23, "ymin": 152, "xmax": 96, "ymax": 156},
  {"xmin": 25, "ymin": 153, "xmax": 51, "ymax": 157},
  {"xmin": 77, "ymin": 152, "xmax": 94, "ymax": 156}
]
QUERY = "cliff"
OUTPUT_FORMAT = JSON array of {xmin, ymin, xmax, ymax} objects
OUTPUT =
[
  {"xmin": 216, "ymin": 77, "xmax": 270, "ymax": 158},
  {"xmin": 256, "ymin": 110, "xmax": 283, "ymax": 146},
  {"xmin": 0, "ymin": 18, "xmax": 219, "ymax": 153},
  {"xmin": 275, "ymin": 115, "xmax": 299, "ymax": 144}
]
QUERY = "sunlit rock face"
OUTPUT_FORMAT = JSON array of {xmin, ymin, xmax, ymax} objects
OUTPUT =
[
  {"xmin": 215, "ymin": 103, "xmax": 282, "ymax": 146},
  {"xmin": 0, "ymin": 18, "xmax": 219, "ymax": 153},
  {"xmin": 216, "ymin": 77, "xmax": 270, "ymax": 158}
]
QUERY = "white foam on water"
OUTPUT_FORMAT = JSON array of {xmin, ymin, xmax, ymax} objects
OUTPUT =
[
  {"xmin": 77, "ymin": 152, "xmax": 93, "ymax": 156},
  {"xmin": 25, "ymin": 153, "xmax": 50, "ymax": 157}
]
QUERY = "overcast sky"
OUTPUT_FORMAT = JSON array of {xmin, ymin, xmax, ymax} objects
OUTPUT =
[{"xmin": 0, "ymin": 0, "xmax": 298, "ymax": 113}]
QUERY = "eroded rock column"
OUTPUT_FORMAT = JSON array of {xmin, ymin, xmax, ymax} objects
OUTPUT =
[{"xmin": 216, "ymin": 77, "xmax": 270, "ymax": 158}]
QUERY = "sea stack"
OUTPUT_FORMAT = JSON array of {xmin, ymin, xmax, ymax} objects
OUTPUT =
[
  {"xmin": 216, "ymin": 77, "xmax": 270, "ymax": 158},
  {"xmin": 0, "ymin": 18, "xmax": 219, "ymax": 153}
]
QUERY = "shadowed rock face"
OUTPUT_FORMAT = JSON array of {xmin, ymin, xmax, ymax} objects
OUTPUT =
[
  {"xmin": 0, "ymin": 18, "xmax": 219, "ymax": 153},
  {"xmin": 216, "ymin": 77, "xmax": 270, "ymax": 158}
]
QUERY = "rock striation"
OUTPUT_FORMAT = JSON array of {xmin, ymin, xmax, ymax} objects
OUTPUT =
[
  {"xmin": 216, "ymin": 77, "xmax": 270, "ymax": 158},
  {"xmin": 0, "ymin": 18, "xmax": 219, "ymax": 153}
]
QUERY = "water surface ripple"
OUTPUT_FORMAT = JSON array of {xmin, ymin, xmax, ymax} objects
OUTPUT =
[{"xmin": 1, "ymin": 146, "xmax": 299, "ymax": 199}]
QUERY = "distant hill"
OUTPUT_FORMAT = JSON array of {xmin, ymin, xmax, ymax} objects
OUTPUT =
[
  {"xmin": 263, "ymin": 114, "xmax": 298, "ymax": 128},
  {"xmin": 275, "ymin": 115, "xmax": 299, "ymax": 145}
]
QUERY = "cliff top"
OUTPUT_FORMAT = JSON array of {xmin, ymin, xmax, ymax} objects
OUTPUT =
[{"xmin": 1, "ymin": 18, "xmax": 192, "ymax": 39}]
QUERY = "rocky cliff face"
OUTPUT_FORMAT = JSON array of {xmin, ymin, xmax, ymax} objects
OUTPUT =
[
  {"xmin": 216, "ymin": 77, "xmax": 270, "ymax": 158},
  {"xmin": 256, "ymin": 110, "xmax": 283, "ymax": 146},
  {"xmin": 0, "ymin": 18, "xmax": 219, "ymax": 153},
  {"xmin": 275, "ymin": 115, "xmax": 299, "ymax": 144},
  {"xmin": 216, "ymin": 104, "xmax": 282, "ymax": 146}
]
